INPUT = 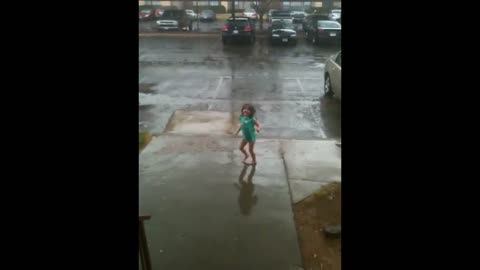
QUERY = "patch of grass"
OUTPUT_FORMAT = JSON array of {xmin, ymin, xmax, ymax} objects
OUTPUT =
[
  {"xmin": 139, "ymin": 131, "xmax": 152, "ymax": 153},
  {"xmin": 313, "ymin": 182, "xmax": 341, "ymax": 200}
]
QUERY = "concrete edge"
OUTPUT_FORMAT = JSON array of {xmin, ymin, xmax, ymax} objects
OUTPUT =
[{"xmin": 139, "ymin": 32, "xmax": 305, "ymax": 38}]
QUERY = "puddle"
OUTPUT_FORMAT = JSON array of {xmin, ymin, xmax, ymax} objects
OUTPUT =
[{"xmin": 139, "ymin": 83, "xmax": 156, "ymax": 93}]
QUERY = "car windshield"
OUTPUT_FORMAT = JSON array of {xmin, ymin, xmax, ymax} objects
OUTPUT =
[
  {"xmin": 318, "ymin": 21, "xmax": 341, "ymax": 28},
  {"xmin": 272, "ymin": 11, "xmax": 291, "ymax": 17},
  {"xmin": 332, "ymin": 10, "xmax": 341, "ymax": 14},
  {"xmin": 272, "ymin": 21, "xmax": 294, "ymax": 30},
  {"xmin": 227, "ymin": 20, "xmax": 249, "ymax": 28},
  {"xmin": 140, "ymin": 10, "xmax": 151, "ymax": 13},
  {"xmin": 163, "ymin": 10, "xmax": 183, "ymax": 17}
]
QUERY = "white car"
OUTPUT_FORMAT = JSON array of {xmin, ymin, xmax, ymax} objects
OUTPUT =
[
  {"xmin": 329, "ymin": 9, "xmax": 341, "ymax": 20},
  {"xmin": 324, "ymin": 51, "xmax": 341, "ymax": 99},
  {"xmin": 243, "ymin": 9, "xmax": 258, "ymax": 20},
  {"xmin": 186, "ymin": 10, "xmax": 197, "ymax": 19}
]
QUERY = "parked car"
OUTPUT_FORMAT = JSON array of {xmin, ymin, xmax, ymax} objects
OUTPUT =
[
  {"xmin": 269, "ymin": 20, "xmax": 297, "ymax": 45},
  {"xmin": 199, "ymin": 10, "xmax": 216, "ymax": 21},
  {"xmin": 302, "ymin": 14, "xmax": 330, "ymax": 32},
  {"xmin": 329, "ymin": 9, "xmax": 341, "ymax": 21},
  {"xmin": 186, "ymin": 9, "xmax": 197, "ymax": 20},
  {"xmin": 243, "ymin": 9, "xmax": 258, "ymax": 20},
  {"xmin": 221, "ymin": 17, "xmax": 256, "ymax": 45},
  {"xmin": 267, "ymin": 9, "xmax": 277, "ymax": 22},
  {"xmin": 155, "ymin": 9, "xmax": 165, "ymax": 18},
  {"xmin": 154, "ymin": 9, "xmax": 193, "ymax": 31},
  {"xmin": 270, "ymin": 10, "xmax": 293, "ymax": 23},
  {"xmin": 324, "ymin": 51, "xmax": 341, "ymax": 99},
  {"xmin": 290, "ymin": 8, "xmax": 307, "ymax": 23},
  {"xmin": 305, "ymin": 20, "xmax": 341, "ymax": 45},
  {"xmin": 139, "ymin": 9, "xmax": 155, "ymax": 21}
]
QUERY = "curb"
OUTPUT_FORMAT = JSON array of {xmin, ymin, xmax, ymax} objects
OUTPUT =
[{"xmin": 139, "ymin": 32, "xmax": 305, "ymax": 38}]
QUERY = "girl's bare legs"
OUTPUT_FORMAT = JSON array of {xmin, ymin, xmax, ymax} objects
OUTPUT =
[
  {"xmin": 239, "ymin": 140, "xmax": 249, "ymax": 163},
  {"xmin": 248, "ymin": 141, "xmax": 256, "ymax": 165}
]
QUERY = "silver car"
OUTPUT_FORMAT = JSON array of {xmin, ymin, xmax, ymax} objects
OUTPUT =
[{"xmin": 324, "ymin": 51, "xmax": 341, "ymax": 99}]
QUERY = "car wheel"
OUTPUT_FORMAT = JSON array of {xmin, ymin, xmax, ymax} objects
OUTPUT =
[
  {"xmin": 189, "ymin": 23, "xmax": 193, "ymax": 31},
  {"xmin": 324, "ymin": 74, "xmax": 334, "ymax": 98}
]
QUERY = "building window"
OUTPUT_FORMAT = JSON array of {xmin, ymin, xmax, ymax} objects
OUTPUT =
[{"xmin": 209, "ymin": 1, "xmax": 219, "ymax": 6}]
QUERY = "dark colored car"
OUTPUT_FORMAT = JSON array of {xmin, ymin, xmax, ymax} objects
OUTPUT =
[
  {"xmin": 154, "ymin": 9, "xmax": 193, "ymax": 31},
  {"xmin": 139, "ymin": 9, "xmax": 155, "ymax": 21},
  {"xmin": 269, "ymin": 20, "xmax": 297, "ymax": 45},
  {"xmin": 199, "ymin": 10, "xmax": 216, "ymax": 21},
  {"xmin": 305, "ymin": 20, "xmax": 341, "ymax": 45},
  {"xmin": 221, "ymin": 17, "xmax": 256, "ymax": 45},
  {"xmin": 302, "ymin": 14, "xmax": 330, "ymax": 32}
]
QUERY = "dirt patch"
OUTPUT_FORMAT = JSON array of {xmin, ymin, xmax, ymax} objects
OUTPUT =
[
  {"xmin": 293, "ymin": 182, "xmax": 341, "ymax": 270},
  {"xmin": 139, "ymin": 131, "xmax": 152, "ymax": 153}
]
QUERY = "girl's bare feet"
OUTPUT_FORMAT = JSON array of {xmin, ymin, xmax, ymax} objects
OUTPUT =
[{"xmin": 242, "ymin": 155, "xmax": 249, "ymax": 164}]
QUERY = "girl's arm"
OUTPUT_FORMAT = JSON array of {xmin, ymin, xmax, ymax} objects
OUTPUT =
[
  {"xmin": 254, "ymin": 119, "xmax": 261, "ymax": 133},
  {"xmin": 234, "ymin": 124, "xmax": 243, "ymax": 136}
]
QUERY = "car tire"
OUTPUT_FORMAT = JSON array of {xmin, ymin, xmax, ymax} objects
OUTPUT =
[
  {"xmin": 189, "ymin": 23, "xmax": 193, "ymax": 31},
  {"xmin": 324, "ymin": 74, "xmax": 334, "ymax": 98}
]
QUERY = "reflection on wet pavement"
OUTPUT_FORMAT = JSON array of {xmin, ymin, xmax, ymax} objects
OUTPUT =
[{"xmin": 236, "ymin": 165, "xmax": 257, "ymax": 216}]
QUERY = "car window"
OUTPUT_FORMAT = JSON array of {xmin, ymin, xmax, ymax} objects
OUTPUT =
[
  {"xmin": 227, "ymin": 21, "xmax": 249, "ymax": 28},
  {"xmin": 272, "ymin": 21, "xmax": 294, "ymax": 30},
  {"xmin": 318, "ymin": 21, "xmax": 341, "ymax": 28},
  {"xmin": 163, "ymin": 10, "xmax": 184, "ymax": 17},
  {"xmin": 272, "ymin": 11, "xmax": 291, "ymax": 17},
  {"xmin": 335, "ymin": 53, "xmax": 341, "ymax": 67}
]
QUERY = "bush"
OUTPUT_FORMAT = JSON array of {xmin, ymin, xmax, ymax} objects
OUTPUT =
[
  {"xmin": 227, "ymin": 8, "xmax": 245, "ymax": 14},
  {"xmin": 139, "ymin": 5, "xmax": 177, "ymax": 11}
]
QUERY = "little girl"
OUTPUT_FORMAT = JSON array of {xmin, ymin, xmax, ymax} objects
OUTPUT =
[{"xmin": 235, "ymin": 104, "xmax": 261, "ymax": 165}]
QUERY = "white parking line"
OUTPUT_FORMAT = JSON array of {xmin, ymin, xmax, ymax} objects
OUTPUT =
[{"xmin": 214, "ymin": 76, "xmax": 224, "ymax": 98}]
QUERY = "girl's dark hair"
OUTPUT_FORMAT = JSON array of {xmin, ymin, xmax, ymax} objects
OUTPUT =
[{"xmin": 241, "ymin": 104, "xmax": 256, "ymax": 117}]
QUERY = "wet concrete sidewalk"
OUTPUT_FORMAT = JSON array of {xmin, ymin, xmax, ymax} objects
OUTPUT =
[{"xmin": 140, "ymin": 134, "xmax": 303, "ymax": 270}]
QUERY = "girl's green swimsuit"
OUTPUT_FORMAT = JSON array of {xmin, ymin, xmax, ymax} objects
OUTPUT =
[{"xmin": 239, "ymin": 115, "xmax": 256, "ymax": 142}]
